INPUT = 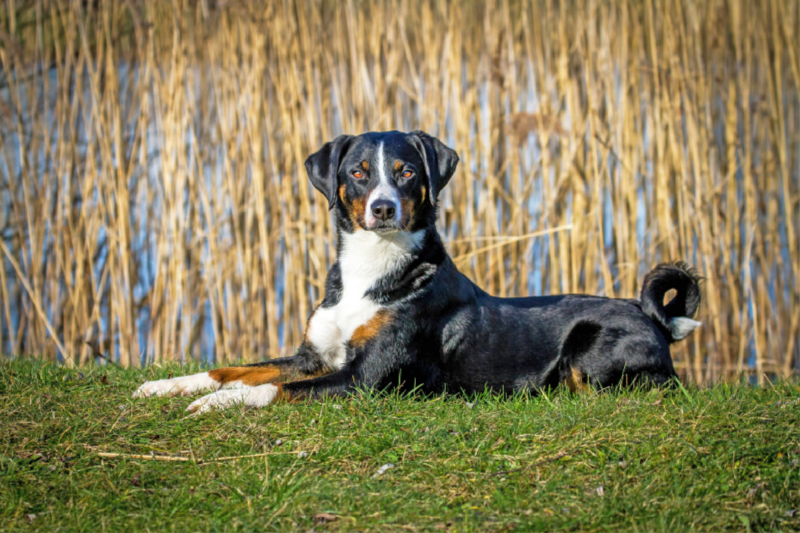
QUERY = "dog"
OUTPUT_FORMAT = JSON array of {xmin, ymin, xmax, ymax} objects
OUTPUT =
[{"xmin": 134, "ymin": 130, "xmax": 702, "ymax": 413}]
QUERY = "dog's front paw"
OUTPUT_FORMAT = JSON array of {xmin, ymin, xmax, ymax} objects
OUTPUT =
[
  {"xmin": 186, "ymin": 384, "xmax": 279, "ymax": 414},
  {"xmin": 133, "ymin": 372, "xmax": 219, "ymax": 398}
]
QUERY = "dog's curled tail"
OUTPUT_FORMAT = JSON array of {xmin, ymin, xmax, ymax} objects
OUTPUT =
[{"xmin": 640, "ymin": 262, "xmax": 702, "ymax": 343}]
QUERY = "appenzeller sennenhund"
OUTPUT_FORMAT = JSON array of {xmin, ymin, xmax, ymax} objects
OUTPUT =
[{"xmin": 134, "ymin": 130, "xmax": 702, "ymax": 413}]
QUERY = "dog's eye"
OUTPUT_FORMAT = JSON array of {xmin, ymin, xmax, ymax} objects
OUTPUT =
[
  {"xmin": 352, "ymin": 170, "xmax": 364, "ymax": 179},
  {"xmin": 402, "ymin": 170, "xmax": 414, "ymax": 179}
]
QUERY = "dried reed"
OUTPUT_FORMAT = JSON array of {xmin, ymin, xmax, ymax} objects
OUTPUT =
[{"xmin": 1, "ymin": 0, "xmax": 797, "ymax": 382}]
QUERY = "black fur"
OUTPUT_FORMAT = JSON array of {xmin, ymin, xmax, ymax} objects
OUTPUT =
[
  {"xmin": 320, "ymin": 263, "xmax": 343, "ymax": 308},
  {"xmin": 408, "ymin": 130, "xmax": 459, "ymax": 206},
  {"xmin": 305, "ymin": 135, "xmax": 354, "ymax": 209}
]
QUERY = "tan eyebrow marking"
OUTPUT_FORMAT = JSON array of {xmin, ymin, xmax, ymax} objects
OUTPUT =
[
  {"xmin": 394, "ymin": 160, "xmax": 403, "ymax": 171},
  {"xmin": 361, "ymin": 160, "xmax": 369, "ymax": 170}
]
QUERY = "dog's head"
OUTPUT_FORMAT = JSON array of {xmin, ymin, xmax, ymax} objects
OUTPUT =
[{"xmin": 304, "ymin": 131, "xmax": 458, "ymax": 234}]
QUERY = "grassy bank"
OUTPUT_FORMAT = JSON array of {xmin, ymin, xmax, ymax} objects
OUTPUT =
[{"xmin": 1, "ymin": 360, "xmax": 799, "ymax": 532}]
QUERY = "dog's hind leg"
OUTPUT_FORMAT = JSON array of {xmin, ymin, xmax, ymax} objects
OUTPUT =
[
  {"xmin": 563, "ymin": 367, "xmax": 592, "ymax": 394},
  {"xmin": 552, "ymin": 320, "xmax": 603, "ymax": 393}
]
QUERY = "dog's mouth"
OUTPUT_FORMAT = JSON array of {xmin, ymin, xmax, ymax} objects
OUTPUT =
[{"xmin": 366, "ymin": 220, "xmax": 403, "ymax": 233}]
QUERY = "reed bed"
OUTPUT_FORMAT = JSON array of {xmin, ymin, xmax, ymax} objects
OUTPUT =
[{"xmin": 0, "ymin": 0, "xmax": 797, "ymax": 383}]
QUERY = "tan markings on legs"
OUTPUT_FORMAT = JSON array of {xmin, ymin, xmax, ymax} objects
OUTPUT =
[
  {"xmin": 564, "ymin": 367, "xmax": 591, "ymax": 393},
  {"xmin": 208, "ymin": 366, "xmax": 284, "ymax": 387},
  {"xmin": 349, "ymin": 310, "xmax": 392, "ymax": 349},
  {"xmin": 210, "ymin": 363, "xmax": 333, "ymax": 387}
]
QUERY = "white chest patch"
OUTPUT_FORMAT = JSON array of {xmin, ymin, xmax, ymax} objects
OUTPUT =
[{"xmin": 306, "ymin": 229, "xmax": 425, "ymax": 369}]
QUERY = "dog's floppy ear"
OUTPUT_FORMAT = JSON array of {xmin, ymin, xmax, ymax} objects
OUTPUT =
[
  {"xmin": 304, "ymin": 135, "xmax": 354, "ymax": 210},
  {"xmin": 410, "ymin": 131, "xmax": 459, "ymax": 206}
]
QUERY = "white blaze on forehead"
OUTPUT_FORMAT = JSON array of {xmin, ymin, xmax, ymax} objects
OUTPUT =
[{"xmin": 365, "ymin": 142, "xmax": 402, "ymax": 226}]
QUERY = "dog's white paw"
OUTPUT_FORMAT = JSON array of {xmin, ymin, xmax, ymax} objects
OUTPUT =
[
  {"xmin": 133, "ymin": 372, "xmax": 219, "ymax": 398},
  {"xmin": 186, "ymin": 384, "xmax": 279, "ymax": 414}
]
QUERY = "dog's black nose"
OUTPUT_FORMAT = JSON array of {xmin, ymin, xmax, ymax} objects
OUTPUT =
[{"xmin": 371, "ymin": 199, "xmax": 396, "ymax": 221}]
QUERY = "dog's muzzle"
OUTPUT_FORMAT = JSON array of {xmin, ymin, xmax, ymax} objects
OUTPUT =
[
  {"xmin": 371, "ymin": 199, "xmax": 396, "ymax": 221},
  {"xmin": 367, "ymin": 199, "xmax": 401, "ymax": 232}
]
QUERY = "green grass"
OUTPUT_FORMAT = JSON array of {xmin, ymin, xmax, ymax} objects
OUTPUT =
[{"xmin": 1, "ymin": 360, "xmax": 799, "ymax": 532}]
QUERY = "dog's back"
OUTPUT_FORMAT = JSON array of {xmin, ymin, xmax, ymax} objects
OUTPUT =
[{"xmin": 375, "ymin": 250, "xmax": 701, "ymax": 394}]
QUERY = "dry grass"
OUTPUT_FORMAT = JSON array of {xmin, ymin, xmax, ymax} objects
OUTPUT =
[{"xmin": 0, "ymin": 0, "xmax": 798, "ymax": 382}]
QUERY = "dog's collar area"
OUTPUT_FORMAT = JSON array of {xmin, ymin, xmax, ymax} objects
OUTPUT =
[{"xmin": 339, "ymin": 228, "xmax": 426, "ymax": 263}]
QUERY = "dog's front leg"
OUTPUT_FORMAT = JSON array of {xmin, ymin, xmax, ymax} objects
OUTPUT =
[
  {"xmin": 185, "ymin": 343, "xmax": 400, "ymax": 414},
  {"xmin": 133, "ymin": 349, "xmax": 323, "ymax": 399},
  {"xmin": 184, "ymin": 366, "xmax": 358, "ymax": 413}
]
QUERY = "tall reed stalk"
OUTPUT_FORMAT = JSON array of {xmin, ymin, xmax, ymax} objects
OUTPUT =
[{"xmin": 1, "ymin": 0, "xmax": 798, "ymax": 382}]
